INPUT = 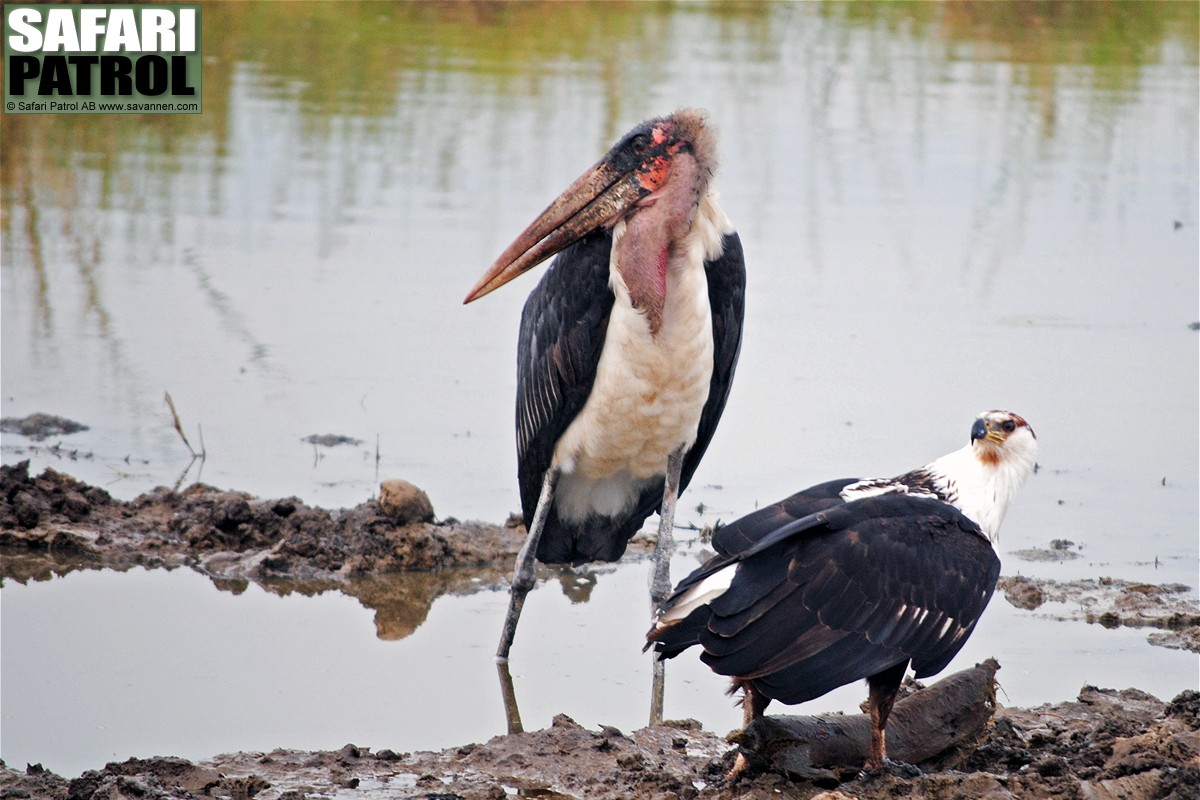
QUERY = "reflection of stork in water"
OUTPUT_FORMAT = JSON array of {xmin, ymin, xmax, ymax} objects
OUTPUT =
[{"xmin": 464, "ymin": 109, "xmax": 745, "ymax": 724}]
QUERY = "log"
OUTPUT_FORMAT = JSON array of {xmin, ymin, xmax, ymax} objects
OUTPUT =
[{"xmin": 736, "ymin": 658, "xmax": 1000, "ymax": 781}]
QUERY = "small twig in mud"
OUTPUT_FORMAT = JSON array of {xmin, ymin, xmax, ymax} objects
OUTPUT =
[
  {"xmin": 676, "ymin": 519, "xmax": 725, "ymax": 543},
  {"xmin": 171, "ymin": 456, "xmax": 204, "ymax": 492},
  {"xmin": 164, "ymin": 392, "xmax": 206, "ymax": 493},
  {"xmin": 164, "ymin": 392, "xmax": 205, "ymax": 460},
  {"xmin": 106, "ymin": 466, "xmax": 134, "ymax": 485}
]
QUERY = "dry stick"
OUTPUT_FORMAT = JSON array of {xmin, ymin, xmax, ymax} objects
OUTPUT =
[
  {"xmin": 165, "ymin": 391, "xmax": 208, "ymax": 491},
  {"xmin": 164, "ymin": 391, "xmax": 198, "ymax": 458}
]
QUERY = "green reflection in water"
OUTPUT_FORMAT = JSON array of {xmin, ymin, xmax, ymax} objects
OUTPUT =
[
  {"xmin": 0, "ymin": 0, "xmax": 1194, "ymax": 366},
  {"xmin": 3, "ymin": 0, "xmax": 1193, "ymax": 201}
]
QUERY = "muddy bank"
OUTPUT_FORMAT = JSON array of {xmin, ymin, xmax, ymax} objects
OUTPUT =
[
  {"xmin": 0, "ymin": 460, "xmax": 643, "ymax": 639},
  {"xmin": 999, "ymin": 575, "xmax": 1200, "ymax": 653},
  {"xmin": 3, "ymin": 681, "xmax": 1197, "ymax": 800},
  {"xmin": 0, "ymin": 460, "xmax": 528, "ymax": 583},
  {"xmin": 2, "ymin": 462, "xmax": 1198, "ymax": 799}
]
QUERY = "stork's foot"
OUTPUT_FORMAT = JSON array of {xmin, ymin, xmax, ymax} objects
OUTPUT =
[{"xmin": 857, "ymin": 758, "xmax": 921, "ymax": 780}]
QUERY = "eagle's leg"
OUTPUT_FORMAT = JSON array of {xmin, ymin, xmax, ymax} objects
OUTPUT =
[
  {"xmin": 496, "ymin": 466, "xmax": 560, "ymax": 661},
  {"xmin": 864, "ymin": 660, "xmax": 910, "ymax": 772},
  {"xmin": 727, "ymin": 680, "xmax": 772, "ymax": 782}
]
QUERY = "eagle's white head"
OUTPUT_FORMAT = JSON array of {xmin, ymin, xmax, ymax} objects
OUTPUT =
[{"xmin": 925, "ymin": 409, "xmax": 1038, "ymax": 542}]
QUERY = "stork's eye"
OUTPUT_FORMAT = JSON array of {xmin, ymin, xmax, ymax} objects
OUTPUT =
[
  {"xmin": 1001, "ymin": 419, "xmax": 1016, "ymax": 433},
  {"xmin": 631, "ymin": 134, "xmax": 650, "ymax": 154}
]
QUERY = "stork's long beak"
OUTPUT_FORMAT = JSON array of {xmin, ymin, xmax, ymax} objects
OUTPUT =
[{"xmin": 463, "ymin": 158, "xmax": 650, "ymax": 304}]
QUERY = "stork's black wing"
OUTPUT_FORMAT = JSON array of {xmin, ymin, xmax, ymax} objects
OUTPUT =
[
  {"xmin": 515, "ymin": 230, "xmax": 615, "ymax": 538},
  {"xmin": 683, "ymin": 232, "xmax": 747, "ymax": 489},
  {"xmin": 652, "ymin": 494, "xmax": 1000, "ymax": 705}
]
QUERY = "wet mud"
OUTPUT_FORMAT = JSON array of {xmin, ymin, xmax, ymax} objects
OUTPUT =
[
  {"xmin": 999, "ymin": 576, "xmax": 1200, "ymax": 653},
  {"xmin": 0, "ymin": 460, "xmax": 526, "ymax": 582},
  {"xmin": 1, "ymin": 461, "xmax": 1197, "ymax": 799},
  {"xmin": 3, "ymin": 683, "xmax": 1197, "ymax": 800}
]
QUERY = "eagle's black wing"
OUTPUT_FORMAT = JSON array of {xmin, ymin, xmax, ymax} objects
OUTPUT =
[
  {"xmin": 701, "ymin": 494, "xmax": 1000, "ymax": 703},
  {"xmin": 650, "ymin": 493, "xmax": 1000, "ymax": 702},
  {"xmin": 647, "ymin": 480, "xmax": 854, "ymax": 658}
]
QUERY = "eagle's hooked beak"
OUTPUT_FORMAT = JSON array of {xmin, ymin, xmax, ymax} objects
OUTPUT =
[{"xmin": 971, "ymin": 417, "xmax": 1003, "ymax": 444}]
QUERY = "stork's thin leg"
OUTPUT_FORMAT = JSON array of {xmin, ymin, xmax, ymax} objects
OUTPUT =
[
  {"xmin": 649, "ymin": 445, "xmax": 686, "ymax": 604},
  {"xmin": 648, "ymin": 445, "xmax": 686, "ymax": 726},
  {"xmin": 496, "ymin": 660, "xmax": 524, "ymax": 734},
  {"xmin": 496, "ymin": 467, "xmax": 560, "ymax": 661},
  {"xmin": 649, "ymin": 653, "xmax": 667, "ymax": 726},
  {"xmin": 864, "ymin": 660, "xmax": 909, "ymax": 772}
]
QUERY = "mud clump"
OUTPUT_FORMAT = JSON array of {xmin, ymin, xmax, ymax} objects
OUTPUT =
[
  {"xmin": 0, "ymin": 461, "xmax": 113, "ymax": 540},
  {"xmin": 0, "ymin": 460, "xmax": 524, "ymax": 583},
  {"xmin": 998, "ymin": 575, "xmax": 1200, "ymax": 653},
  {"xmin": 0, "ymin": 412, "xmax": 89, "ymax": 441}
]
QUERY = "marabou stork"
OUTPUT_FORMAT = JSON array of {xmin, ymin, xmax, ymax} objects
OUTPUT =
[
  {"xmin": 463, "ymin": 109, "xmax": 746, "ymax": 665},
  {"xmin": 646, "ymin": 410, "xmax": 1037, "ymax": 777}
]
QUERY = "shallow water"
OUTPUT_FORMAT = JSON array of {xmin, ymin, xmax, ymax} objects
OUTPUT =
[
  {"xmin": 3, "ymin": 553, "xmax": 1197, "ymax": 779},
  {"xmin": 2, "ymin": 0, "xmax": 1198, "ymax": 779}
]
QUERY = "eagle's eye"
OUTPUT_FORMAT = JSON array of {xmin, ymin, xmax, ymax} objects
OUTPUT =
[{"xmin": 1001, "ymin": 419, "xmax": 1016, "ymax": 433}]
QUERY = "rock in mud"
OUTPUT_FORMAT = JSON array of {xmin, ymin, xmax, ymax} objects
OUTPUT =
[{"xmin": 378, "ymin": 479, "xmax": 435, "ymax": 524}]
